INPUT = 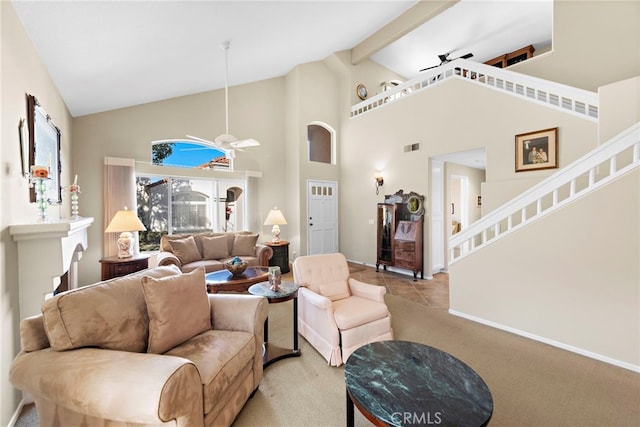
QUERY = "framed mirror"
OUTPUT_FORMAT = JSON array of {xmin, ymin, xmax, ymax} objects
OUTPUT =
[{"xmin": 27, "ymin": 94, "xmax": 61, "ymax": 204}]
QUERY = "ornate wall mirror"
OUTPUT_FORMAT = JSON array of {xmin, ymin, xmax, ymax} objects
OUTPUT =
[{"xmin": 27, "ymin": 94, "xmax": 61, "ymax": 203}]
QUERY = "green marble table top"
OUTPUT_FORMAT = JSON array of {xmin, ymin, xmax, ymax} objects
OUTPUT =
[
  {"xmin": 248, "ymin": 281, "xmax": 299, "ymax": 300},
  {"xmin": 345, "ymin": 340, "xmax": 493, "ymax": 427}
]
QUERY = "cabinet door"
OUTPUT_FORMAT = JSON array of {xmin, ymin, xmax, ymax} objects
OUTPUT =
[{"xmin": 377, "ymin": 203, "xmax": 395, "ymax": 264}]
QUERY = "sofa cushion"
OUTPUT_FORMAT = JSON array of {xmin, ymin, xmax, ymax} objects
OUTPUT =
[
  {"xmin": 165, "ymin": 329, "xmax": 255, "ymax": 415},
  {"xmin": 231, "ymin": 234, "xmax": 259, "ymax": 256},
  {"xmin": 169, "ymin": 236, "xmax": 202, "ymax": 265},
  {"xmin": 141, "ymin": 267, "xmax": 212, "ymax": 354},
  {"xmin": 41, "ymin": 266, "xmax": 182, "ymax": 352},
  {"xmin": 202, "ymin": 235, "xmax": 230, "ymax": 260}
]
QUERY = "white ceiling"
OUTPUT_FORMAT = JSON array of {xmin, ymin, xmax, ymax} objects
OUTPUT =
[
  {"xmin": 12, "ymin": 1, "xmax": 552, "ymax": 170},
  {"xmin": 12, "ymin": 0, "xmax": 552, "ymax": 118}
]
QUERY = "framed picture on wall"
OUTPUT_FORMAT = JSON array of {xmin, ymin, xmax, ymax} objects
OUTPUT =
[
  {"xmin": 515, "ymin": 127, "xmax": 558, "ymax": 172},
  {"xmin": 27, "ymin": 94, "xmax": 62, "ymax": 204}
]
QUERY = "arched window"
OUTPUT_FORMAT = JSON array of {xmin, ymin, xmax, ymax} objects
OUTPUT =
[
  {"xmin": 151, "ymin": 140, "xmax": 229, "ymax": 170},
  {"xmin": 308, "ymin": 123, "xmax": 335, "ymax": 164}
]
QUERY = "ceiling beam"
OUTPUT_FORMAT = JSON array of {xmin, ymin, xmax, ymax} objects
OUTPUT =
[{"xmin": 351, "ymin": 0, "xmax": 460, "ymax": 64}]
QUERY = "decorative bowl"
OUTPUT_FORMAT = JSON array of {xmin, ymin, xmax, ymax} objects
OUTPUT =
[{"xmin": 224, "ymin": 261, "xmax": 248, "ymax": 277}]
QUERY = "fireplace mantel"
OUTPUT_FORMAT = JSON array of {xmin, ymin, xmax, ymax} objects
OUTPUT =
[{"xmin": 10, "ymin": 216, "xmax": 94, "ymax": 319}]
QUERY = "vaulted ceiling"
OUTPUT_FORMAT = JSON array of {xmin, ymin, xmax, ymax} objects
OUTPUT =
[{"xmin": 12, "ymin": 0, "xmax": 552, "ymax": 118}]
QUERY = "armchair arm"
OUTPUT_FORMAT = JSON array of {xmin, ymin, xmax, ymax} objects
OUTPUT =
[
  {"xmin": 10, "ymin": 348, "xmax": 203, "ymax": 426},
  {"xmin": 208, "ymin": 294, "xmax": 268, "ymax": 389},
  {"xmin": 255, "ymin": 244, "xmax": 273, "ymax": 266},
  {"xmin": 298, "ymin": 287, "xmax": 339, "ymax": 340},
  {"xmin": 156, "ymin": 251, "xmax": 181, "ymax": 269},
  {"xmin": 348, "ymin": 278, "xmax": 387, "ymax": 302},
  {"xmin": 208, "ymin": 294, "xmax": 268, "ymax": 333}
]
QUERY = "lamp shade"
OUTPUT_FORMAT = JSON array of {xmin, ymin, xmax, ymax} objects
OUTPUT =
[
  {"xmin": 263, "ymin": 208, "xmax": 287, "ymax": 226},
  {"xmin": 264, "ymin": 207, "xmax": 287, "ymax": 243},
  {"xmin": 105, "ymin": 208, "xmax": 146, "ymax": 233}
]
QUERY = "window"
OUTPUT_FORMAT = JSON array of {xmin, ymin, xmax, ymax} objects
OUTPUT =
[
  {"xmin": 137, "ymin": 140, "xmax": 245, "ymax": 251},
  {"xmin": 308, "ymin": 123, "xmax": 335, "ymax": 164},
  {"xmin": 136, "ymin": 175, "xmax": 246, "ymax": 251}
]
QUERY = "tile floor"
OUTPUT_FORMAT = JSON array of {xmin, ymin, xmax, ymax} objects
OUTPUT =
[{"xmin": 284, "ymin": 262, "xmax": 450, "ymax": 310}]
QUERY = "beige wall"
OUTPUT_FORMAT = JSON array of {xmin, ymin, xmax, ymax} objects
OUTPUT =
[
  {"xmin": 72, "ymin": 78, "xmax": 286, "ymax": 285},
  {"xmin": 340, "ymin": 78, "xmax": 599, "ymax": 265},
  {"xmin": 512, "ymin": 1, "xmax": 640, "ymax": 92},
  {"xmin": 598, "ymin": 76, "xmax": 640, "ymax": 143},
  {"xmin": 1, "ymin": 2, "xmax": 74, "ymax": 423},
  {"xmin": 449, "ymin": 170, "xmax": 640, "ymax": 367}
]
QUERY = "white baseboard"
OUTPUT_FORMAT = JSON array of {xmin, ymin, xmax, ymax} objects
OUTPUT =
[
  {"xmin": 449, "ymin": 309, "xmax": 640, "ymax": 373},
  {"xmin": 7, "ymin": 399, "xmax": 25, "ymax": 427}
]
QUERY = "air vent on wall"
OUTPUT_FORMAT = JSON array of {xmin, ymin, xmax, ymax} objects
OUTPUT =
[{"xmin": 403, "ymin": 143, "xmax": 420, "ymax": 153}]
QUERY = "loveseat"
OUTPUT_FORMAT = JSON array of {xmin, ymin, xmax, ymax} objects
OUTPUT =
[
  {"xmin": 156, "ymin": 231, "xmax": 273, "ymax": 273},
  {"xmin": 10, "ymin": 265, "xmax": 268, "ymax": 427}
]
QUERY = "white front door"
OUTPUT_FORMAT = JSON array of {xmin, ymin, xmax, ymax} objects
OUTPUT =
[{"xmin": 307, "ymin": 180, "xmax": 338, "ymax": 255}]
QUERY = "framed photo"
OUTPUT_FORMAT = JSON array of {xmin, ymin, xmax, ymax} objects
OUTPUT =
[{"xmin": 515, "ymin": 127, "xmax": 558, "ymax": 172}]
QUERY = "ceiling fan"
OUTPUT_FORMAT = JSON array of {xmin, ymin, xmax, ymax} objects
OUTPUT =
[
  {"xmin": 187, "ymin": 40, "xmax": 260, "ymax": 159},
  {"xmin": 419, "ymin": 51, "xmax": 474, "ymax": 72}
]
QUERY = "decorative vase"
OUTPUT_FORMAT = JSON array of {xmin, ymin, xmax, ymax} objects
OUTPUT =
[
  {"xmin": 32, "ymin": 177, "xmax": 50, "ymax": 222},
  {"xmin": 69, "ymin": 184, "xmax": 80, "ymax": 219},
  {"xmin": 268, "ymin": 266, "xmax": 281, "ymax": 291}
]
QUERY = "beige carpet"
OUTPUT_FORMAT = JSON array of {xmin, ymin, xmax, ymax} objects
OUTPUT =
[
  {"xmin": 235, "ymin": 294, "xmax": 640, "ymax": 427},
  {"xmin": 16, "ymin": 295, "xmax": 640, "ymax": 426}
]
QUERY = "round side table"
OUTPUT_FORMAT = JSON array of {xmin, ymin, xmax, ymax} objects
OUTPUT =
[{"xmin": 248, "ymin": 281, "xmax": 301, "ymax": 367}]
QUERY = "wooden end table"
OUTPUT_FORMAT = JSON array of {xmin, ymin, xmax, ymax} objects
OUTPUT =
[
  {"xmin": 264, "ymin": 240, "xmax": 290, "ymax": 274},
  {"xmin": 204, "ymin": 267, "xmax": 269, "ymax": 293},
  {"xmin": 248, "ymin": 281, "xmax": 301, "ymax": 367},
  {"xmin": 99, "ymin": 254, "xmax": 149, "ymax": 281}
]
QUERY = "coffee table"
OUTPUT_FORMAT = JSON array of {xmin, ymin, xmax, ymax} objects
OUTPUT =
[
  {"xmin": 248, "ymin": 281, "xmax": 301, "ymax": 367},
  {"xmin": 205, "ymin": 267, "xmax": 269, "ymax": 293},
  {"xmin": 345, "ymin": 340, "xmax": 493, "ymax": 427}
]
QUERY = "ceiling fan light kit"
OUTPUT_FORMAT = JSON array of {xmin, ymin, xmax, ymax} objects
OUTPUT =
[{"xmin": 185, "ymin": 40, "xmax": 260, "ymax": 159}]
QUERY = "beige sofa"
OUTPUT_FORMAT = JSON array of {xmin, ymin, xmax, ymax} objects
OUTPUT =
[
  {"xmin": 10, "ymin": 265, "xmax": 268, "ymax": 427},
  {"xmin": 156, "ymin": 231, "xmax": 273, "ymax": 273}
]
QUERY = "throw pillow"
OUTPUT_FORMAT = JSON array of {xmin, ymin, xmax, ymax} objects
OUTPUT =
[
  {"xmin": 141, "ymin": 267, "xmax": 212, "ymax": 354},
  {"xmin": 169, "ymin": 236, "xmax": 202, "ymax": 265},
  {"xmin": 231, "ymin": 234, "xmax": 259, "ymax": 256},
  {"xmin": 202, "ymin": 235, "xmax": 230, "ymax": 260}
]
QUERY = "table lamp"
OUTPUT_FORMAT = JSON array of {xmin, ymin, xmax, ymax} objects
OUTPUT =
[
  {"xmin": 105, "ymin": 207, "xmax": 147, "ymax": 258},
  {"xmin": 264, "ymin": 207, "xmax": 287, "ymax": 243}
]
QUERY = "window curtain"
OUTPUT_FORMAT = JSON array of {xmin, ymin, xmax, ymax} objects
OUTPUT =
[{"xmin": 103, "ymin": 157, "xmax": 137, "ymax": 257}]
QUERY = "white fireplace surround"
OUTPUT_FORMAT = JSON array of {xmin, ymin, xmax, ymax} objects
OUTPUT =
[{"xmin": 10, "ymin": 216, "xmax": 94, "ymax": 319}]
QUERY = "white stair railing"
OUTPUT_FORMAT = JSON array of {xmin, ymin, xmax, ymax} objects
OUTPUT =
[
  {"xmin": 449, "ymin": 123, "xmax": 640, "ymax": 263},
  {"xmin": 351, "ymin": 59, "xmax": 598, "ymax": 122}
]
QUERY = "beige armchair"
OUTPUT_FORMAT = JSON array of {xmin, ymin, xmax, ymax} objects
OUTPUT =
[{"xmin": 292, "ymin": 253, "xmax": 393, "ymax": 366}]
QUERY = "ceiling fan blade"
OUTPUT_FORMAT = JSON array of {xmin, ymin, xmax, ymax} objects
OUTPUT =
[
  {"xmin": 231, "ymin": 138, "xmax": 260, "ymax": 149},
  {"xmin": 459, "ymin": 53, "xmax": 474, "ymax": 60},
  {"xmin": 214, "ymin": 133, "xmax": 238, "ymax": 145},
  {"xmin": 419, "ymin": 64, "xmax": 441, "ymax": 72},
  {"xmin": 186, "ymin": 134, "xmax": 234, "ymax": 158}
]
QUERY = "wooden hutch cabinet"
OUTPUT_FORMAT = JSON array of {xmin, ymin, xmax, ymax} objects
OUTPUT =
[
  {"xmin": 376, "ymin": 191, "xmax": 425, "ymax": 281},
  {"xmin": 485, "ymin": 44, "xmax": 535, "ymax": 68}
]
